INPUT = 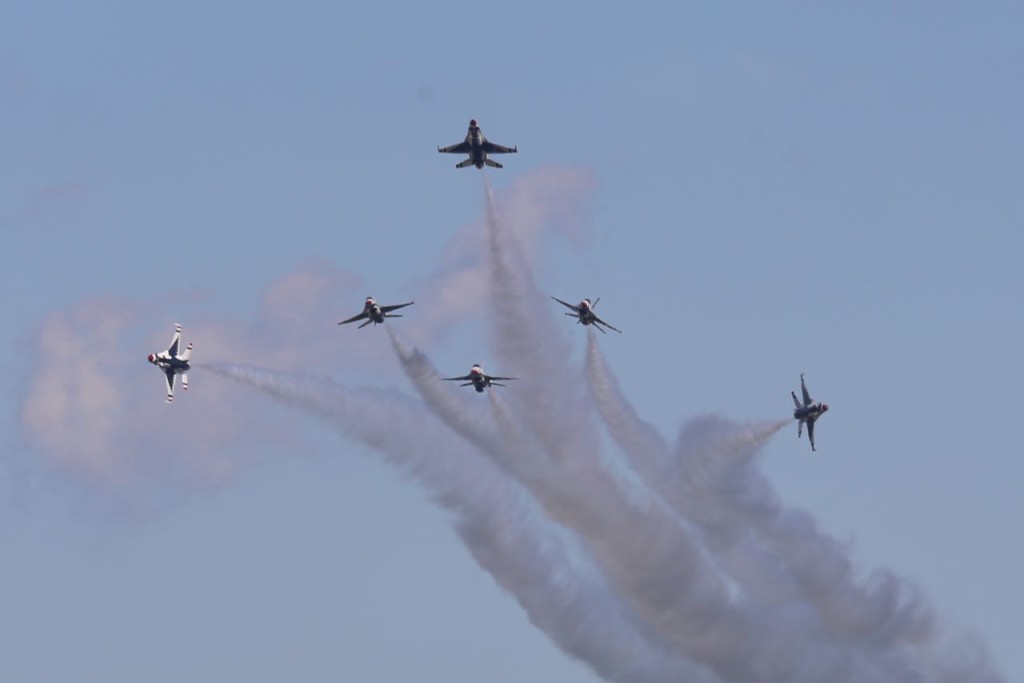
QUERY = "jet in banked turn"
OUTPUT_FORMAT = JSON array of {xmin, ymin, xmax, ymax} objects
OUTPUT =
[
  {"xmin": 338, "ymin": 297, "xmax": 414, "ymax": 329},
  {"xmin": 792, "ymin": 373, "xmax": 829, "ymax": 451},
  {"xmin": 551, "ymin": 296, "xmax": 622, "ymax": 334},
  {"xmin": 148, "ymin": 323, "xmax": 193, "ymax": 403}
]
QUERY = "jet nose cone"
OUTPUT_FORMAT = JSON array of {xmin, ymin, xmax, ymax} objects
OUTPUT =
[
  {"xmin": 469, "ymin": 119, "xmax": 477, "ymax": 127},
  {"xmin": 147, "ymin": 354, "xmax": 155, "ymax": 362}
]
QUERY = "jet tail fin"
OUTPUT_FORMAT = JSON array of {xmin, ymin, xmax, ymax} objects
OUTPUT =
[
  {"xmin": 180, "ymin": 342, "xmax": 193, "ymax": 362},
  {"xmin": 384, "ymin": 314, "xmax": 403, "ymax": 319},
  {"xmin": 791, "ymin": 391, "xmax": 801, "ymax": 409},
  {"xmin": 456, "ymin": 158, "xmax": 475, "ymax": 169},
  {"xmin": 483, "ymin": 158, "xmax": 503, "ymax": 168},
  {"xmin": 358, "ymin": 320, "xmax": 373, "ymax": 329}
]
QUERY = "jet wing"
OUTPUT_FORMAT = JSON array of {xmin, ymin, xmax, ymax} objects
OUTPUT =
[
  {"xmin": 167, "ymin": 325, "xmax": 182, "ymax": 357},
  {"xmin": 593, "ymin": 315, "xmax": 622, "ymax": 334},
  {"xmin": 164, "ymin": 368, "xmax": 177, "ymax": 402},
  {"xmin": 443, "ymin": 374, "xmax": 474, "ymax": 382},
  {"xmin": 807, "ymin": 419, "xmax": 816, "ymax": 451},
  {"xmin": 482, "ymin": 141, "xmax": 517, "ymax": 154},
  {"xmin": 380, "ymin": 302, "xmax": 414, "ymax": 314},
  {"xmin": 550, "ymin": 296, "xmax": 579, "ymax": 312},
  {"xmin": 485, "ymin": 375, "xmax": 517, "ymax": 382},
  {"xmin": 800, "ymin": 374, "xmax": 812, "ymax": 406},
  {"xmin": 438, "ymin": 141, "xmax": 471, "ymax": 154},
  {"xmin": 338, "ymin": 311, "xmax": 369, "ymax": 325}
]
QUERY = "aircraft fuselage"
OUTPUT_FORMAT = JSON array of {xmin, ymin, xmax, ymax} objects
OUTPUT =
[
  {"xmin": 469, "ymin": 368, "xmax": 487, "ymax": 392},
  {"xmin": 466, "ymin": 127, "xmax": 486, "ymax": 168},
  {"xmin": 366, "ymin": 304, "xmax": 385, "ymax": 324},
  {"xmin": 150, "ymin": 355, "xmax": 190, "ymax": 372},
  {"xmin": 793, "ymin": 404, "xmax": 825, "ymax": 422}
]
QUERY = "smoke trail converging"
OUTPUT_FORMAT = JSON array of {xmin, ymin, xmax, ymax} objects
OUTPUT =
[
  {"xmin": 205, "ymin": 363, "xmax": 709, "ymax": 683},
  {"xmin": 203, "ymin": 179, "xmax": 1005, "ymax": 683},
  {"xmin": 585, "ymin": 331, "xmax": 944, "ymax": 655}
]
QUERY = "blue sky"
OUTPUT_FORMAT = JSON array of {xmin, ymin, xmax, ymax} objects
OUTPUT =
[{"xmin": 3, "ymin": 2, "xmax": 1022, "ymax": 681}]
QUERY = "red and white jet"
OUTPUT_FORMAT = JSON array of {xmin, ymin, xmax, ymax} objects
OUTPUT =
[
  {"xmin": 443, "ymin": 364, "xmax": 517, "ymax": 393},
  {"xmin": 551, "ymin": 296, "xmax": 622, "ymax": 334},
  {"xmin": 338, "ymin": 297, "xmax": 414, "ymax": 329},
  {"xmin": 437, "ymin": 119, "xmax": 518, "ymax": 169},
  {"xmin": 147, "ymin": 323, "xmax": 193, "ymax": 403}
]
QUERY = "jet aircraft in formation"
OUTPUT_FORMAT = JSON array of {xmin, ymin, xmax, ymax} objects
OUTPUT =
[
  {"xmin": 792, "ymin": 374, "xmax": 829, "ymax": 451},
  {"xmin": 147, "ymin": 323, "xmax": 193, "ymax": 403},
  {"xmin": 551, "ymin": 296, "xmax": 622, "ymax": 334},
  {"xmin": 148, "ymin": 118, "xmax": 833, "ymax": 451},
  {"xmin": 337, "ymin": 297, "xmax": 415, "ymax": 328},
  {"xmin": 438, "ymin": 119, "xmax": 518, "ymax": 169},
  {"xmin": 443, "ymin": 364, "xmax": 517, "ymax": 393}
]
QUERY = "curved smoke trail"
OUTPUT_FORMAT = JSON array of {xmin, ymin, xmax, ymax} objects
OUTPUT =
[
  {"xmin": 582, "ymin": 301, "xmax": 1000, "ymax": 682},
  {"xmin": 198, "ymin": 178, "xmax": 1006, "ymax": 683},
  {"xmin": 204, "ymin": 362, "xmax": 709, "ymax": 683},
  {"xmin": 584, "ymin": 332, "xmax": 936, "ymax": 651},
  {"xmin": 472, "ymin": 182, "xmax": 1002, "ymax": 682}
]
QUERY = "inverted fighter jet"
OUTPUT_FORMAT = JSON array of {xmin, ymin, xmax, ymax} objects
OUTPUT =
[
  {"xmin": 338, "ymin": 297, "xmax": 414, "ymax": 329},
  {"xmin": 551, "ymin": 296, "xmax": 622, "ymax": 334},
  {"xmin": 438, "ymin": 119, "xmax": 517, "ymax": 169},
  {"xmin": 792, "ymin": 373, "xmax": 829, "ymax": 451},
  {"xmin": 443, "ymin": 363, "xmax": 517, "ymax": 393},
  {"xmin": 147, "ymin": 323, "xmax": 193, "ymax": 403}
]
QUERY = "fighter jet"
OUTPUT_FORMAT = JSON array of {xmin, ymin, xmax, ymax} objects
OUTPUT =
[
  {"xmin": 792, "ymin": 373, "xmax": 829, "ymax": 451},
  {"xmin": 147, "ymin": 323, "xmax": 193, "ymax": 403},
  {"xmin": 443, "ymin": 364, "xmax": 517, "ymax": 393},
  {"xmin": 551, "ymin": 296, "xmax": 622, "ymax": 334},
  {"xmin": 338, "ymin": 297, "xmax": 414, "ymax": 329},
  {"xmin": 438, "ymin": 119, "xmax": 518, "ymax": 169}
]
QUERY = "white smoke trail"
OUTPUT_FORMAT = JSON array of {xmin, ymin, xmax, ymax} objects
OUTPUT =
[
  {"xmin": 472, "ymin": 183, "xmax": 1004, "ymax": 682},
  {"xmin": 203, "ymin": 362, "xmax": 709, "ymax": 683},
  {"xmin": 583, "ymin": 320, "xmax": 1003, "ymax": 682},
  {"xmin": 197, "ymin": 178, "xmax": 1006, "ymax": 683}
]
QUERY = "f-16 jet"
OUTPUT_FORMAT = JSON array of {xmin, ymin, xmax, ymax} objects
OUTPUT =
[
  {"xmin": 438, "ymin": 119, "xmax": 517, "ymax": 169},
  {"xmin": 792, "ymin": 373, "xmax": 829, "ymax": 451},
  {"xmin": 551, "ymin": 296, "xmax": 622, "ymax": 334},
  {"xmin": 444, "ymin": 364, "xmax": 517, "ymax": 393},
  {"xmin": 147, "ymin": 323, "xmax": 193, "ymax": 403},
  {"xmin": 338, "ymin": 297, "xmax": 414, "ymax": 329}
]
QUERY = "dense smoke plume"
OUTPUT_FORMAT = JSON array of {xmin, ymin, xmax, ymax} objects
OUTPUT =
[{"xmin": 207, "ymin": 180, "xmax": 1004, "ymax": 682}]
